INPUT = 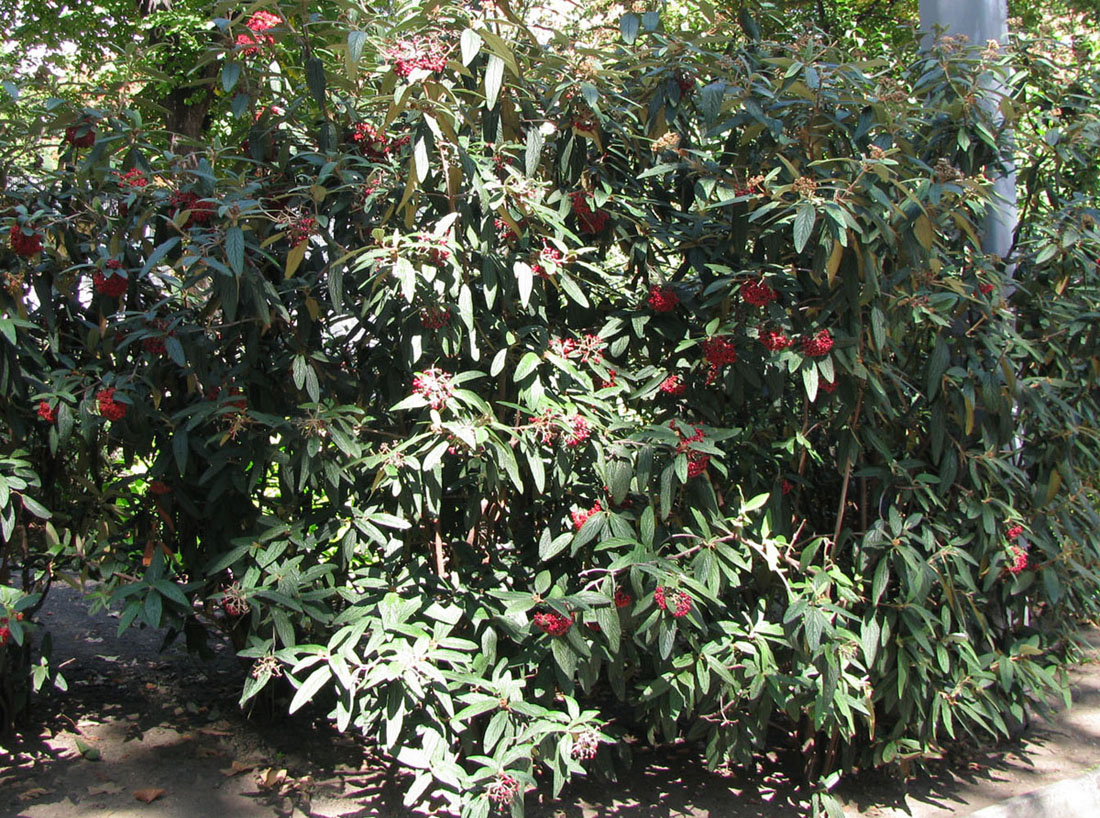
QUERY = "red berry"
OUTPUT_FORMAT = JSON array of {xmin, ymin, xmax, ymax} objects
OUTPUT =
[
  {"xmin": 741, "ymin": 279, "xmax": 777, "ymax": 307},
  {"xmin": 571, "ymin": 501, "xmax": 602, "ymax": 530},
  {"xmin": 486, "ymin": 773, "xmax": 520, "ymax": 805},
  {"xmin": 412, "ymin": 367, "xmax": 454, "ymax": 410},
  {"xmin": 648, "ymin": 286, "xmax": 679, "ymax": 313},
  {"xmin": 236, "ymin": 31, "xmax": 274, "ymax": 56},
  {"xmin": 533, "ymin": 610, "xmax": 574, "ymax": 636},
  {"xmin": 169, "ymin": 190, "xmax": 214, "ymax": 228},
  {"xmin": 93, "ymin": 265, "xmax": 129, "ymax": 297},
  {"xmin": 659, "ymin": 374, "xmax": 686, "ymax": 396},
  {"xmin": 9, "ymin": 223, "xmax": 44, "ymax": 257},
  {"xmin": 565, "ymin": 414, "xmax": 591, "ymax": 447},
  {"xmin": 570, "ymin": 191, "xmax": 609, "ymax": 234},
  {"xmin": 65, "ymin": 122, "xmax": 96, "ymax": 148},
  {"xmin": 96, "ymin": 387, "xmax": 128, "ymax": 421},
  {"xmin": 702, "ymin": 336, "xmax": 738, "ymax": 366},
  {"xmin": 687, "ymin": 452, "xmax": 710, "ymax": 477},
  {"xmin": 759, "ymin": 329, "xmax": 792, "ymax": 351},
  {"xmin": 419, "ymin": 306, "xmax": 451, "ymax": 330},
  {"xmin": 1007, "ymin": 545, "xmax": 1028, "ymax": 575},
  {"xmin": 246, "ymin": 10, "xmax": 281, "ymax": 31},
  {"xmin": 37, "ymin": 401, "xmax": 57, "ymax": 423},
  {"xmin": 801, "ymin": 329, "xmax": 834, "ymax": 357},
  {"xmin": 287, "ymin": 217, "xmax": 317, "ymax": 247},
  {"xmin": 118, "ymin": 168, "xmax": 149, "ymax": 188}
]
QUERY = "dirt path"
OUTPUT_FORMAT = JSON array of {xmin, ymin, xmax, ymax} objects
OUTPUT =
[{"xmin": 2, "ymin": 586, "xmax": 1099, "ymax": 818}]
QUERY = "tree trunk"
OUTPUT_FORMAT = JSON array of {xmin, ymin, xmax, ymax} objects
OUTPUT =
[
  {"xmin": 138, "ymin": 0, "xmax": 217, "ymax": 149},
  {"xmin": 919, "ymin": 0, "xmax": 1017, "ymax": 261}
]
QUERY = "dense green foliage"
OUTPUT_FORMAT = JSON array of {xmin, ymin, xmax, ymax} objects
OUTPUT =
[{"xmin": 4, "ymin": 2, "xmax": 1100, "ymax": 816}]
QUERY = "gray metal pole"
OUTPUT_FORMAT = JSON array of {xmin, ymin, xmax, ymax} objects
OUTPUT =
[{"xmin": 919, "ymin": 0, "xmax": 1017, "ymax": 262}]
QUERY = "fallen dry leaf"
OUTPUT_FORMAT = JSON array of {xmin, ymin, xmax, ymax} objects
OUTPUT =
[
  {"xmin": 256, "ymin": 767, "xmax": 287, "ymax": 790},
  {"xmin": 133, "ymin": 788, "xmax": 166, "ymax": 803},
  {"xmin": 18, "ymin": 787, "xmax": 49, "ymax": 801},
  {"xmin": 221, "ymin": 759, "xmax": 256, "ymax": 777},
  {"xmin": 88, "ymin": 782, "xmax": 124, "ymax": 796},
  {"xmin": 197, "ymin": 727, "xmax": 232, "ymax": 737}
]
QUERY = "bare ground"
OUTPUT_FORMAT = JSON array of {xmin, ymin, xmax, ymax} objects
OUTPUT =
[{"xmin": 2, "ymin": 585, "xmax": 1099, "ymax": 818}]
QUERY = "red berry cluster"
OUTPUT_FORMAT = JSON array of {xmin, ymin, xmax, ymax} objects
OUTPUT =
[
  {"xmin": 741, "ymin": 279, "xmax": 777, "ymax": 307},
  {"xmin": 533, "ymin": 610, "xmax": 574, "ymax": 636},
  {"xmin": 0, "ymin": 612, "xmax": 25, "ymax": 646},
  {"xmin": 571, "ymin": 501, "xmax": 602, "ymax": 530},
  {"xmin": 142, "ymin": 318, "xmax": 172, "ymax": 355},
  {"xmin": 1006, "ymin": 545, "xmax": 1028, "ymax": 575},
  {"xmin": 236, "ymin": 31, "xmax": 274, "ymax": 56},
  {"xmin": 169, "ymin": 190, "xmax": 215, "ymax": 228},
  {"xmin": 659, "ymin": 374, "xmax": 686, "ymax": 396},
  {"xmin": 1006, "ymin": 524, "xmax": 1024, "ymax": 540},
  {"xmin": 117, "ymin": 168, "xmax": 149, "ymax": 188},
  {"xmin": 819, "ymin": 379, "xmax": 837, "ymax": 394},
  {"xmin": 703, "ymin": 336, "xmax": 738, "ymax": 366},
  {"xmin": 236, "ymin": 14, "xmax": 279, "ymax": 56},
  {"xmin": 485, "ymin": 773, "xmax": 520, "ymax": 806},
  {"xmin": 802, "ymin": 329, "xmax": 834, "ymax": 357},
  {"xmin": 386, "ymin": 36, "xmax": 449, "ymax": 78},
  {"xmin": 571, "ymin": 729, "xmax": 600, "ymax": 760},
  {"xmin": 654, "ymin": 586, "xmax": 692, "ymax": 617},
  {"xmin": 9, "ymin": 223, "xmax": 44, "ymax": 257},
  {"xmin": 530, "ymin": 407, "xmax": 561, "ymax": 445},
  {"xmin": 37, "ymin": 401, "xmax": 57, "ymax": 423},
  {"xmin": 669, "ymin": 421, "xmax": 710, "ymax": 477},
  {"xmin": 246, "ymin": 10, "xmax": 281, "ymax": 31},
  {"xmin": 550, "ymin": 334, "xmax": 603, "ymax": 363},
  {"xmin": 417, "ymin": 233, "xmax": 450, "ymax": 265},
  {"xmin": 94, "ymin": 260, "xmax": 129, "ymax": 297},
  {"xmin": 566, "ymin": 414, "xmax": 592, "ymax": 447},
  {"xmin": 351, "ymin": 123, "xmax": 405, "ymax": 162},
  {"xmin": 978, "ymin": 282, "xmax": 994, "ymax": 295},
  {"xmin": 495, "ymin": 217, "xmax": 521, "ymax": 243},
  {"xmin": 97, "ymin": 387, "xmax": 128, "ymax": 421},
  {"xmin": 288, "ymin": 217, "xmax": 317, "ymax": 247},
  {"xmin": 702, "ymin": 335, "xmax": 737, "ymax": 384},
  {"xmin": 65, "ymin": 121, "xmax": 97, "ymax": 148},
  {"xmin": 781, "ymin": 479, "xmax": 795, "ymax": 495},
  {"xmin": 532, "ymin": 242, "xmax": 563, "ymax": 278},
  {"xmin": 412, "ymin": 366, "xmax": 454, "ymax": 410},
  {"xmin": 550, "ymin": 337, "xmax": 575, "ymax": 358},
  {"xmin": 687, "ymin": 454, "xmax": 710, "ymax": 478},
  {"xmin": 648, "ymin": 285, "xmax": 679, "ymax": 313},
  {"xmin": 759, "ymin": 328, "xmax": 792, "ymax": 351},
  {"xmin": 420, "ymin": 306, "xmax": 451, "ymax": 329},
  {"xmin": 570, "ymin": 191, "xmax": 610, "ymax": 234},
  {"xmin": 614, "ymin": 588, "xmax": 632, "ymax": 608},
  {"xmin": 598, "ymin": 369, "xmax": 617, "ymax": 389}
]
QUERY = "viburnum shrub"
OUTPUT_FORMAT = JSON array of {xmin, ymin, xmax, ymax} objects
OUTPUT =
[{"xmin": 4, "ymin": 2, "xmax": 1100, "ymax": 816}]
